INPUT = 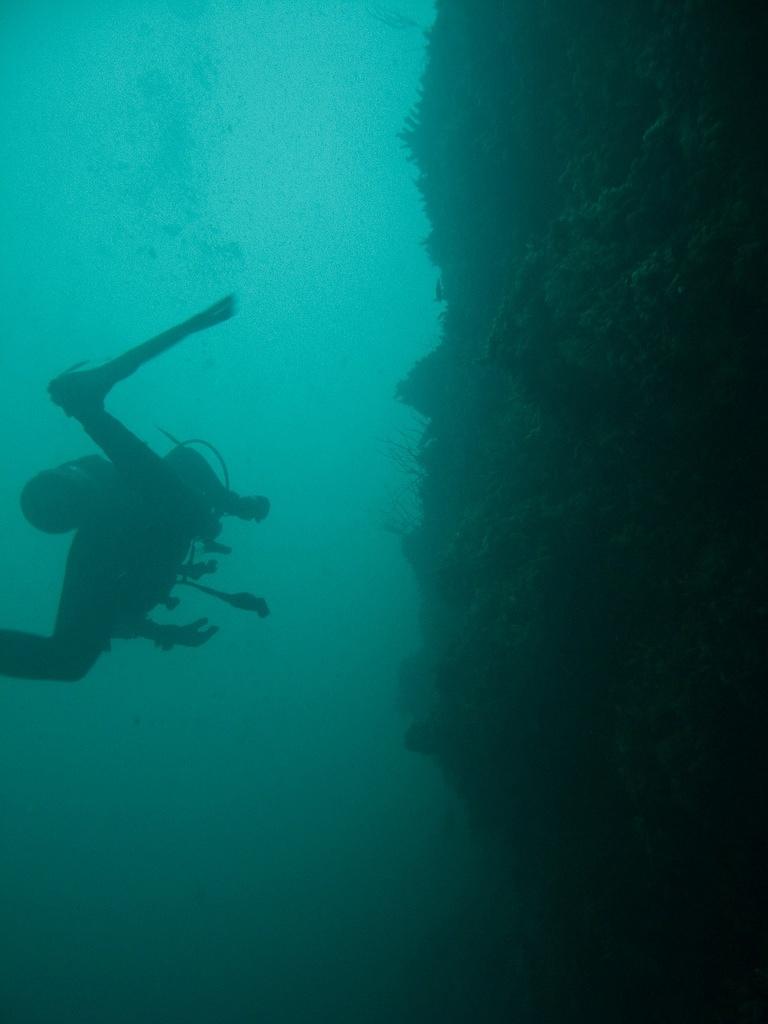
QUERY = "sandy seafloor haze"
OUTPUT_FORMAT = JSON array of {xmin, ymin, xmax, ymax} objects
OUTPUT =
[{"xmin": 0, "ymin": 3, "xmax": 471, "ymax": 1021}]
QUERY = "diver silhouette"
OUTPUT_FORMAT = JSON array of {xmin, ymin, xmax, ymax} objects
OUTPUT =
[{"xmin": 0, "ymin": 295, "xmax": 270, "ymax": 682}]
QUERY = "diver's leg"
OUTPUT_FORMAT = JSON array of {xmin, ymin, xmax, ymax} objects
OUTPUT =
[
  {"xmin": 48, "ymin": 294, "xmax": 235, "ymax": 414},
  {"xmin": 46, "ymin": 296, "xmax": 233, "ymax": 519},
  {"xmin": 0, "ymin": 630, "xmax": 102, "ymax": 681},
  {"xmin": 74, "ymin": 406, "xmax": 195, "ymax": 511},
  {"xmin": 0, "ymin": 531, "xmax": 116, "ymax": 681}
]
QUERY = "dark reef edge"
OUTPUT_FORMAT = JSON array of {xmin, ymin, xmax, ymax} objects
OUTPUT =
[{"xmin": 397, "ymin": 3, "xmax": 768, "ymax": 1021}]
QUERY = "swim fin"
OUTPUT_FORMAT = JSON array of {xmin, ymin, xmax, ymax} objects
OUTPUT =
[{"xmin": 49, "ymin": 295, "xmax": 236, "ymax": 415}]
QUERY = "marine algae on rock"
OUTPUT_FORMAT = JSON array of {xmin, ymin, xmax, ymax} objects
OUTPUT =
[{"xmin": 398, "ymin": 2, "xmax": 768, "ymax": 1022}]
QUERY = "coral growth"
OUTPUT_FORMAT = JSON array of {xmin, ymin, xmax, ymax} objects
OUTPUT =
[{"xmin": 399, "ymin": 2, "xmax": 768, "ymax": 1020}]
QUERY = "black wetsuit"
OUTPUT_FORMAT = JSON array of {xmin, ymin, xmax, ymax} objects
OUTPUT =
[
  {"xmin": 0, "ymin": 295, "xmax": 267, "ymax": 682},
  {"xmin": 0, "ymin": 408, "xmax": 229, "ymax": 681}
]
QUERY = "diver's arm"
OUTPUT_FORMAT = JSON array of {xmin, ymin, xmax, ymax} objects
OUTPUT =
[{"xmin": 134, "ymin": 617, "xmax": 219, "ymax": 650}]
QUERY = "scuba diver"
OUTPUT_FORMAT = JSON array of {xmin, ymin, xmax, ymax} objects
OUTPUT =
[{"xmin": 0, "ymin": 294, "xmax": 270, "ymax": 682}]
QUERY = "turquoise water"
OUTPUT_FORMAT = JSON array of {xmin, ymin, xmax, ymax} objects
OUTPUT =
[{"xmin": 0, "ymin": 4, "xmax": 469, "ymax": 1021}]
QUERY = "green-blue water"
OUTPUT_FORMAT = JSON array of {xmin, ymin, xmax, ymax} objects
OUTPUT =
[
  {"xmin": 0, "ymin": 4, "xmax": 472, "ymax": 1022},
  {"xmin": 8, "ymin": 3, "xmax": 764, "ymax": 1020}
]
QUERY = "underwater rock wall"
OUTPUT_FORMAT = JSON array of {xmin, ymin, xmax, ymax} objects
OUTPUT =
[{"xmin": 399, "ymin": 2, "xmax": 768, "ymax": 1020}]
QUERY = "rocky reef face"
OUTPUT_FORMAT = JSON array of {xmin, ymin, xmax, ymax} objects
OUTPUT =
[{"xmin": 399, "ymin": 2, "xmax": 768, "ymax": 1020}]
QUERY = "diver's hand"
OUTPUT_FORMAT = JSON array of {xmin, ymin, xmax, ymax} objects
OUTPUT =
[
  {"xmin": 182, "ymin": 559, "xmax": 218, "ymax": 581},
  {"xmin": 188, "ymin": 294, "xmax": 236, "ymax": 334},
  {"xmin": 156, "ymin": 618, "xmax": 219, "ymax": 650}
]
